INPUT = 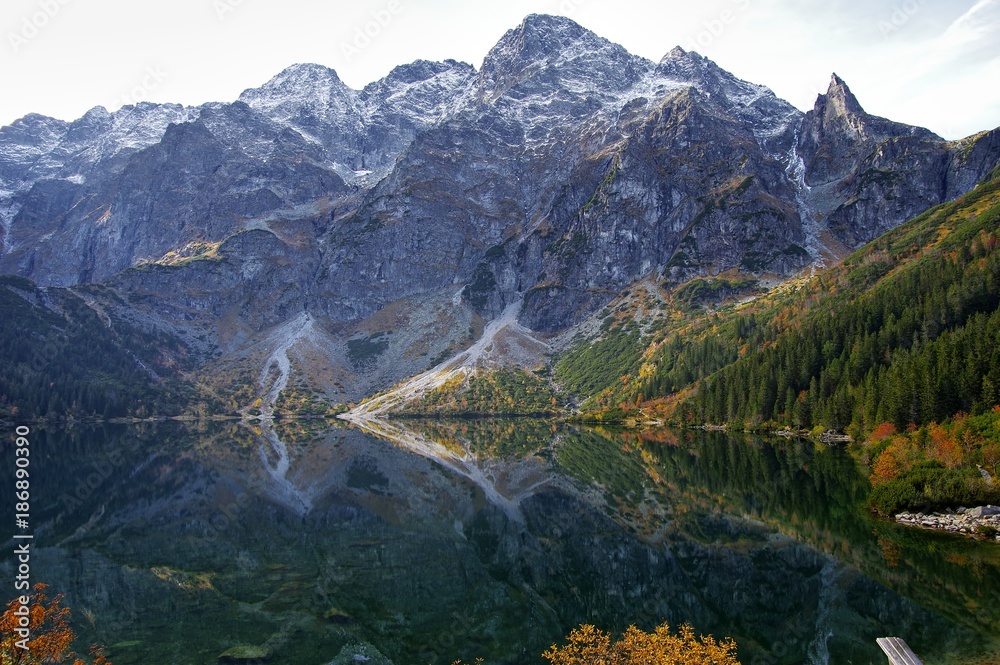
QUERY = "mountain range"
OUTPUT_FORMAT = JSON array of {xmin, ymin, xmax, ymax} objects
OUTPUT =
[{"xmin": 1, "ymin": 13, "xmax": 998, "ymax": 418}]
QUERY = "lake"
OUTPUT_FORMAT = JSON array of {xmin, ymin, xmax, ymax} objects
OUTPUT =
[{"xmin": 2, "ymin": 419, "xmax": 998, "ymax": 664}]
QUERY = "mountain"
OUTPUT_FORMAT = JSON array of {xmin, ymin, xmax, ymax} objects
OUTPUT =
[
  {"xmin": 0, "ymin": 14, "xmax": 998, "ymax": 418},
  {"xmin": 580, "ymin": 165, "xmax": 1000, "ymax": 433},
  {"xmin": 795, "ymin": 73, "xmax": 1000, "ymax": 249}
]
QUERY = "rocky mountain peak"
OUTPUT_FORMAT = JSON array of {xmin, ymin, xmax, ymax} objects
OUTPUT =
[
  {"xmin": 655, "ymin": 45, "xmax": 707, "ymax": 77},
  {"xmin": 654, "ymin": 46, "xmax": 800, "ymax": 155},
  {"xmin": 477, "ymin": 13, "xmax": 647, "ymax": 101},
  {"xmin": 661, "ymin": 45, "xmax": 688, "ymax": 60},
  {"xmin": 502, "ymin": 13, "xmax": 598, "ymax": 56},
  {"xmin": 249, "ymin": 62, "xmax": 344, "ymax": 90},
  {"xmin": 238, "ymin": 63, "xmax": 356, "ymax": 118},
  {"xmin": 0, "ymin": 113, "xmax": 68, "ymax": 149},
  {"xmin": 360, "ymin": 58, "xmax": 475, "ymax": 111},
  {"xmin": 377, "ymin": 59, "xmax": 474, "ymax": 87},
  {"xmin": 815, "ymin": 73, "xmax": 865, "ymax": 118}
]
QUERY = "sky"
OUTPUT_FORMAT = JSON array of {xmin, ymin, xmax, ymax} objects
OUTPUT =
[{"xmin": 1, "ymin": 0, "xmax": 999, "ymax": 139}]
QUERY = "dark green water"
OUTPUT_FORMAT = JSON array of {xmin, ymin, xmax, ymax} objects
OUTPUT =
[{"xmin": 1, "ymin": 420, "xmax": 998, "ymax": 665}]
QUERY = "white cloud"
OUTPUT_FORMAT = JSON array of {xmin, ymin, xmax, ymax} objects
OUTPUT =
[{"xmin": 941, "ymin": 0, "xmax": 1000, "ymax": 46}]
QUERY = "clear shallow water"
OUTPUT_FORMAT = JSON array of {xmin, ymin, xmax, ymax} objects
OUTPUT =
[{"xmin": 1, "ymin": 419, "xmax": 998, "ymax": 665}]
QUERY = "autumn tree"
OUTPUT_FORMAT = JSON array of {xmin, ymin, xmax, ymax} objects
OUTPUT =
[
  {"xmin": 542, "ymin": 622, "xmax": 740, "ymax": 665},
  {"xmin": 0, "ymin": 584, "xmax": 111, "ymax": 665},
  {"xmin": 927, "ymin": 423, "xmax": 964, "ymax": 468},
  {"xmin": 870, "ymin": 438, "xmax": 909, "ymax": 486},
  {"xmin": 868, "ymin": 422, "xmax": 898, "ymax": 443},
  {"xmin": 983, "ymin": 441, "xmax": 1000, "ymax": 477}
]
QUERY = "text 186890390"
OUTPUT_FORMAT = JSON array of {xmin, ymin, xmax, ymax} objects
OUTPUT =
[{"xmin": 11, "ymin": 425, "xmax": 33, "ymax": 651}]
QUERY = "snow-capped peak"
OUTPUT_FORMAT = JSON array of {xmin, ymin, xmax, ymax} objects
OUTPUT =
[
  {"xmin": 653, "ymin": 46, "xmax": 801, "ymax": 152},
  {"xmin": 477, "ymin": 13, "xmax": 652, "ymax": 107},
  {"xmin": 238, "ymin": 63, "xmax": 356, "ymax": 118}
]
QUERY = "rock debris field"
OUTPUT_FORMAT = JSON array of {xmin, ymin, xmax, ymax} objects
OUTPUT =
[{"xmin": 895, "ymin": 505, "xmax": 1000, "ymax": 541}]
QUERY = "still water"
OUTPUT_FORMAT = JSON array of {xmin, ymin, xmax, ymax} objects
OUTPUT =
[{"xmin": 2, "ymin": 419, "xmax": 998, "ymax": 665}]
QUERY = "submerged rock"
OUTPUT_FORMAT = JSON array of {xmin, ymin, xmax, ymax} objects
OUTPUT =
[
  {"xmin": 323, "ymin": 607, "xmax": 356, "ymax": 624},
  {"xmin": 218, "ymin": 645, "xmax": 272, "ymax": 662}
]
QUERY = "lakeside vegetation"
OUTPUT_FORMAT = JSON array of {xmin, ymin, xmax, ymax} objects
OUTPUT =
[
  {"xmin": 865, "ymin": 410, "xmax": 1000, "ymax": 515},
  {"xmin": 456, "ymin": 622, "xmax": 740, "ymax": 665},
  {"xmin": 398, "ymin": 368, "xmax": 562, "ymax": 417}
]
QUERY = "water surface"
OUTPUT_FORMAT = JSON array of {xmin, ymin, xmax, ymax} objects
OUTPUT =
[{"xmin": 2, "ymin": 420, "xmax": 998, "ymax": 665}]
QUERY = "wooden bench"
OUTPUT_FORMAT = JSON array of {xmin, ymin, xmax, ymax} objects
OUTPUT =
[{"xmin": 877, "ymin": 638, "xmax": 923, "ymax": 665}]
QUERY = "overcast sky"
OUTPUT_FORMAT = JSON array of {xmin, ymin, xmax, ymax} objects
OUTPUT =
[{"xmin": 2, "ymin": 0, "xmax": 998, "ymax": 139}]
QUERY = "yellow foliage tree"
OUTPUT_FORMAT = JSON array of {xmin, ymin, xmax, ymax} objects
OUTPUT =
[
  {"xmin": 452, "ymin": 622, "xmax": 740, "ymax": 665},
  {"xmin": 541, "ymin": 623, "xmax": 741, "ymax": 665}
]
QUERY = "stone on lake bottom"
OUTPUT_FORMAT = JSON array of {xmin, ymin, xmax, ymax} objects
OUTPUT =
[{"xmin": 218, "ymin": 645, "xmax": 272, "ymax": 663}]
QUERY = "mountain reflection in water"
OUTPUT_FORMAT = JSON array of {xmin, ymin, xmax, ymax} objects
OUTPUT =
[{"xmin": 2, "ymin": 419, "xmax": 998, "ymax": 665}]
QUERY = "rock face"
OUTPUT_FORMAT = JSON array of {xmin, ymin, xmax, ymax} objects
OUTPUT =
[
  {"xmin": 0, "ymin": 14, "xmax": 998, "ymax": 401},
  {"xmin": 795, "ymin": 73, "xmax": 1000, "ymax": 248}
]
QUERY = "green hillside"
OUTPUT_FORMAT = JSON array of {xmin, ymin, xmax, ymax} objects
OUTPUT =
[{"xmin": 572, "ymin": 168, "xmax": 1000, "ymax": 433}]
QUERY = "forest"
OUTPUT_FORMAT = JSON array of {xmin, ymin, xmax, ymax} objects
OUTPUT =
[{"xmin": 0, "ymin": 277, "xmax": 209, "ymax": 421}]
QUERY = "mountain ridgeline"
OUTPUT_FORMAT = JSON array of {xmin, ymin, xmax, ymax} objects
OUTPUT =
[{"xmin": 0, "ymin": 14, "xmax": 998, "ymax": 422}]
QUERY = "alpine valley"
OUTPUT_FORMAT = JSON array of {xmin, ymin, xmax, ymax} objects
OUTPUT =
[
  {"xmin": 6, "ymin": 13, "xmax": 1000, "ymax": 665},
  {"xmin": 1, "ymin": 13, "xmax": 999, "ymax": 427}
]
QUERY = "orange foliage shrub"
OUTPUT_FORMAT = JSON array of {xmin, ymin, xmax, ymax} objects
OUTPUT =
[
  {"xmin": 927, "ymin": 423, "xmax": 963, "ymax": 468},
  {"xmin": 0, "ymin": 583, "xmax": 111, "ymax": 665},
  {"xmin": 868, "ymin": 422, "xmax": 898, "ymax": 443},
  {"xmin": 870, "ymin": 436, "xmax": 916, "ymax": 486}
]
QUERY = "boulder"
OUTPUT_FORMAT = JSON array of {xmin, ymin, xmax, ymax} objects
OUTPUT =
[
  {"xmin": 218, "ymin": 646, "xmax": 272, "ymax": 663},
  {"xmin": 968, "ymin": 505, "xmax": 1000, "ymax": 519}
]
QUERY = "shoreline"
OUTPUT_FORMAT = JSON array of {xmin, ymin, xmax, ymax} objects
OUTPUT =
[{"xmin": 895, "ymin": 505, "xmax": 1000, "ymax": 541}]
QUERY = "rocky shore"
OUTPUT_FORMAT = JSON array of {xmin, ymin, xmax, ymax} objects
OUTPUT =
[{"xmin": 895, "ymin": 505, "xmax": 1000, "ymax": 541}]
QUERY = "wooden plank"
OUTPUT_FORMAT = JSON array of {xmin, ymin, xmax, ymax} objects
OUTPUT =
[{"xmin": 877, "ymin": 637, "xmax": 924, "ymax": 665}]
